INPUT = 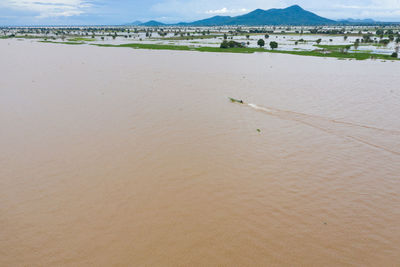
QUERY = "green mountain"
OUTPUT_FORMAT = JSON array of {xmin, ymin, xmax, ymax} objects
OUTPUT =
[
  {"xmin": 141, "ymin": 5, "xmax": 335, "ymax": 26},
  {"xmin": 228, "ymin": 5, "xmax": 335, "ymax": 25}
]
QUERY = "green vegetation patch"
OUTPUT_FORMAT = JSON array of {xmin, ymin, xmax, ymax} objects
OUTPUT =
[
  {"xmin": 67, "ymin": 37, "xmax": 96, "ymax": 42},
  {"xmin": 162, "ymin": 34, "xmax": 221, "ymax": 40},
  {"xmin": 95, "ymin": 43, "xmax": 195, "ymax": 51},
  {"xmin": 268, "ymin": 49, "xmax": 398, "ymax": 61},
  {"xmin": 88, "ymin": 42, "xmax": 400, "ymax": 61},
  {"xmin": 1, "ymin": 35, "xmax": 42, "ymax": 39},
  {"xmin": 40, "ymin": 40, "xmax": 84, "ymax": 45},
  {"xmin": 94, "ymin": 43, "xmax": 267, "ymax": 53},
  {"xmin": 314, "ymin": 44, "xmax": 352, "ymax": 50}
]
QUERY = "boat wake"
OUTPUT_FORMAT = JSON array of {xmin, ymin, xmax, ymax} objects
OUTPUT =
[{"xmin": 245, "ymin": 102, "xmax": 400, "ymax": 156}]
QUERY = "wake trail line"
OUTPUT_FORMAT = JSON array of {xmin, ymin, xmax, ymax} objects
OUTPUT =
[
  {"xmin": 249, "ymin": 103, "xmax": 400, "ymax": 135},
  {"xmin": 243, "ymin": 102, "xmax": 400, "ymax": 156}
]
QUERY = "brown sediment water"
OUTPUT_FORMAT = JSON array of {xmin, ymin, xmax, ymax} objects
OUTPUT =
[{"xmin": 1, "ymin": 40, "xmax": 400, "ymax": 266}]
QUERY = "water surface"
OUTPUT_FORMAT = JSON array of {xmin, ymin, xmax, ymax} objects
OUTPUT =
[{"xmin": 1, "ymin": 40, "xmax": 399, "ymax": 266}]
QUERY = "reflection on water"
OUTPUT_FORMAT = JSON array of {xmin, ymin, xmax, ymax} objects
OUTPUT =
[{"xmin": 1, "ymin": 40, "xmax": 400, "ymax": 266}]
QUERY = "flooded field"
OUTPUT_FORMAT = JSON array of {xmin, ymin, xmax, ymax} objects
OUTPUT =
[
  {"xmin": 2, "ymin": 25, "xmax": 400, "ymax": 56},
  {"xmin": 1, "ymin": 39, "xmax": 400, "ymax": 266}
]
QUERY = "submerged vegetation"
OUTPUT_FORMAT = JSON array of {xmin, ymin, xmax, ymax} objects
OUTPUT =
[
  {"xmin": 220, "ymin": 40, "xmax": 245, "ymax": 48},
  {"xmin": 67, "ymin": 37, "xmax": 96, "ymax": 42},
  {"xmin": 40, "ymin": 40, "xmax": 84, "ymax": 45},
  {"xmin": 90, "ymin": 42, "xmax": 399, "ymax": 61},
  {"xmin": 2, "ymin": 25, "xmax": 399, "ymax": 61}
]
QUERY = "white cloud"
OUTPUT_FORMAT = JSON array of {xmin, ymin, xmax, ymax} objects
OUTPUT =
[
  {"xmin": 3, "ymin": 0, "xmax": 93, "ymax": 18},
  {"xmin": 317, "ymin": 0, "xmax": 400, "ymax": 20},
  {"xmin": 205, "ymin": 7, "xmax": 249, "ymax": 14}
]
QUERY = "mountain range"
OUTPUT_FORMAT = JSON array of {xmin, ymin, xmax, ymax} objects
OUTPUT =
[
  {"xmin": 134, "ymin": 5, "xmax": 389, "ymax": 26},
  {"xmin": 338, "ymin": 18, "xmax": 376, "ymax": 23}
]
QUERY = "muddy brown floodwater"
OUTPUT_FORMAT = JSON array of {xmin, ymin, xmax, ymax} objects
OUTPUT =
[{"xmin": 1, "ymin": 40, "xmax": 400, "ymax": 266}]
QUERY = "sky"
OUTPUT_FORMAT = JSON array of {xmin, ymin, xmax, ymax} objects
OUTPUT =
[{"xmin": 0, "ymin": 0, "xmax": 399, "ymax": 26}]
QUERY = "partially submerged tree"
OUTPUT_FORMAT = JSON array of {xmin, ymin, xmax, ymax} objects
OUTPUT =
[
  {"xmin": 269, "ymin": 41, "xmax": 278, "ymax": 50},
  {"xmin": 257, "ymin": 39, "xmax": 265, "ymax": 48},
  {"xmin": 354, "ymin": 39, "xmax": 360, "ymax": 49},
  {"xmin": 376, "ymin": 29, "xmax": 384, "ymax": 35},
  {"xmin": 220, "ymin": 40, "xmax": 245, "ymax": 49},
  {"xmin": 379, "ymin": 39, "xmax": 390, "ymax": 46}
]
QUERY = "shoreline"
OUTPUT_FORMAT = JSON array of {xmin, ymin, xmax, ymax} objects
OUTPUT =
[{"xmin": 42, "ymin": 40, "xmax": 400, "ymax": 61}]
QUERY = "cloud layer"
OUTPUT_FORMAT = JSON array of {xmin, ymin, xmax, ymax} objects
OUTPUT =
[
  {"xmin": 205, "ymin": 8, "xmax": 249, "ymax": 15},
  {"xmin": 0, "ymin": 0, "xmax": 399, "ymax": 25},
  {"xmin": 2, "ymin": 0, "xmax": 92, "ymax": 18}
]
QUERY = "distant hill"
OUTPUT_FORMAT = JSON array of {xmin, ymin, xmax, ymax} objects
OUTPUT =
[
  {"xmin": 345, "ymin": 18, "xmax": 376, "ymax": 23},
  {"xmin": 210, "ymin": 5, "xmax": 335, "ymax": 26},
  {"xmin": 140, "ymin": 20, "xmax": 166, "ymax": 26},
  {"xmin": 125, "ymin": 20, "xmax": 142, "ymax": 26},
  {"xmin": 338, "ymin": 18, "xmax": 376, "ymax": 24},
  {"xmin": 177, "ymin": 16, "xmax": 232, "ymax": 26},
  {"xmin": 135, "ymin": 5, "xmax": 398, "ymax": 26},
  {"xmin": 140, "ymin": 5, "xmax": 335, "ymax": 26}
]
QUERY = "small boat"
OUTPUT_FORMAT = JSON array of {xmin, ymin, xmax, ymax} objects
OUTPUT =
[{"xmin": 229, "ymin": 97, "xmax": 244, "ymax": 104}]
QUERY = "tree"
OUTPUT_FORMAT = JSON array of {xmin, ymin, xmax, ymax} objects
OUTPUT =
[
  {"xmin": 316, "ymin": 38, "xmax": 322, "ymax": 44},
  {"xmin": 344, "ymin": 35, "xmax": 348, "ymax": 41},
  {"xmin": 379, "ymin": 39, "xmax": 390, "ymax": 46},
  {"xmin": 264, "ymin": 34, "xmax": 269, "ymax": 39},
  {"xmin": 223, "ymin": 33, "xmax": 227, "ymax": 40},
  {"xmin": 269, "ymin": 41, "xmax": 278, "ymax": 50},
  {"xmin": 246, "ymin": 35, "xmax": 250, "ymax": 39},
  {"xmin": 220, "ymin": 40, "xmax": 228, "ymax": 48},
  {"xmin": 257, "ymin": 39, "xmax": 265, "ymax": 48},
  {"xmin": 220, "ymin": 40, "xmax": 244, "ymax": 49},
  {"xmin": 354, "ymin": 39, "xmax": 360, "ymax": 49},
  {"xmin": 363, "ymin": 34, "xmax": 372, "ymax": 43},
  {"xmin": 391, "ymin": 52, "xmax": 398, "ymax": 58}
]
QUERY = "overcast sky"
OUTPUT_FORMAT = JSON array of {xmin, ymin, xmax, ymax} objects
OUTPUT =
[{"xmin": 0, "ymin": 0, "xmax": 399, "ymax": 25}]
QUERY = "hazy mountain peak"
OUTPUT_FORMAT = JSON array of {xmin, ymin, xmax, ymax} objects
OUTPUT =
[{"xmin": 286, "ymin": 5, "xmax": 304, "ymax": 10}]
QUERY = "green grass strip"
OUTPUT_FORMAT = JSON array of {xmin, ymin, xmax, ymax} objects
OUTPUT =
[
  {"xmin": 314, "ymin": 44, "xmax": 352, "ymax": 50},
  {"xmin": 35, "ymin": 42, "xmax": 394, "ymax": 61},
  {"xmin": 67, "ymin": 37, "xmax": 96, "ymax": 42},
  {"xmin": 40, "ymin": 40, "xmax": 84, "ymax": 45}
]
